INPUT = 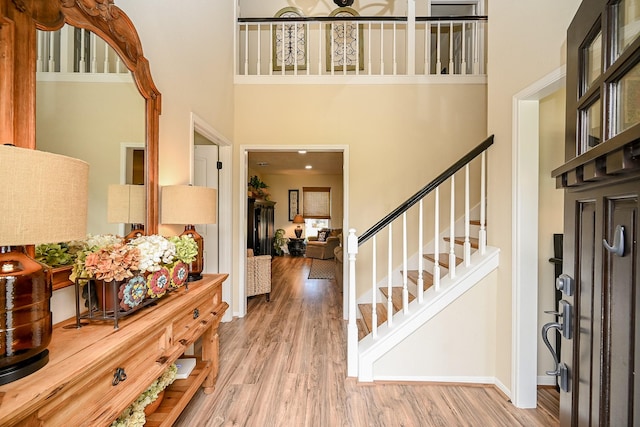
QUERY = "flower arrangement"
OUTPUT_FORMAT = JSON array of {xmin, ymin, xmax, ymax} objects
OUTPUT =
[
  {"xmin": 84, "ymin": 242, "xmax": 141, "ymax": 282},
  {"xmin": 70, "ymin": 234, "xmax": 125, "ymax": 282},
  {"xmin": 110, "ymin": 363, "xmax": 178, "ymax": 427},
  {"xmin": 168, "ymin": 235, "xmax": 198, "ymax": 264},
  {"xmin": 129, "ymin": 235, "xmax": 176, "ymax": 272}
]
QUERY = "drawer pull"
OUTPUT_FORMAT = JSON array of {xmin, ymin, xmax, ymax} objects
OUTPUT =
[
  {"xmin": 112, "ymin": 367, "xmax": 127, "ymax": 386},
  {"xmin": 193, "ymin": 308, "xmax": 200, "ymax": 319}
]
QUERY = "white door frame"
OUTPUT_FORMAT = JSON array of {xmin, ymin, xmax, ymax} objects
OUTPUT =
[
  {"xmin": 238, "ymin": 145, "xmax": 350, "ymax": 319},
  {"xmin": 190, "ymin": 112, "xmax": 233, "ymax": 322},
  {"xmin": 511, "ymin": 65, "xmax": 565, "ymax": 408}
]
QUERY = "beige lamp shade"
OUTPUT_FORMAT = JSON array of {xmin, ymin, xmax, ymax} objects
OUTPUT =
[
  {"xmin": 292, "ymin": 214, "xmax": 305, "ymax": 224},
  {"xmin": 0, "ymin": 145, "xmax": 89, "ymax": 245},
  {"xmin": 107, "ymin": 184, "xmax": 146, "ymax": 224},
  {"xmin": 161, "ymin": 185, "xmax": 217, "ymax": 225}
]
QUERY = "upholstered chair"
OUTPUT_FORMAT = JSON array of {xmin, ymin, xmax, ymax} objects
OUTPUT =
[{"xmin": 305, "ymin": 228, "xmax": 342, "ymax": 259}]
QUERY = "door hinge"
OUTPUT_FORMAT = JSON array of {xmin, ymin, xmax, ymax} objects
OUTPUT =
[{"xmin": 217, "ymin": 161, "xmax": 222, "ymax": 170}]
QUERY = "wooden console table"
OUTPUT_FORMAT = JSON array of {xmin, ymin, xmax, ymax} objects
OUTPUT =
[{"xmin": 0, "ymin": 274, "xmax": 228, "ymax": 426}]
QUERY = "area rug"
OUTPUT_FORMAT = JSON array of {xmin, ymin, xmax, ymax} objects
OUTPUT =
[{"xmin": 308, "ymin": 259, "xmax": 335, "ymax": 280}]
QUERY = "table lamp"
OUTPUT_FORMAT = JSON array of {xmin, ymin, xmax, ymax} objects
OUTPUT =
[
  {"xmin": 0, "ymin": 145, "xmax": 88, "ymax": 386},
  {"xmin": 107, "ymin": 184, "xmax": 146, "ymax": 240},
  {"xmin": 161, "ymin": 185, "xmax": 217, "ymax": 281},
  {"xmin": 293, "ymin": 214, "xmax": 305, "ymax": 238}
]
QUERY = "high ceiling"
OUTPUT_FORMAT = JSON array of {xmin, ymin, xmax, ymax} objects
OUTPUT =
[{"xmin": 247, "ymin": 151, "xmax": 343, "ymax": 175}]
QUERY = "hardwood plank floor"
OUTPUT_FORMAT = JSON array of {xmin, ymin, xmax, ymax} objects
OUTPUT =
[{"xmin": 175, "ymin": 256, "xmax": 559, "ymax": 426}]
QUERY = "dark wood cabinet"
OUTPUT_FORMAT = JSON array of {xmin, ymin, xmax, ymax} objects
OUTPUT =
[{"xmin": 247, "ymin": 199, "xmax": 275, "ymax": 256}]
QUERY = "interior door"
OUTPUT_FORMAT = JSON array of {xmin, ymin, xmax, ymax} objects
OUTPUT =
[{"xmin": 194, "ymin": 143, "xmax": 220, "ymax": 273}]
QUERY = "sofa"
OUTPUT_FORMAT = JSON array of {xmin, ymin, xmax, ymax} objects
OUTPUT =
[
  {"xmin": 305, "ymin": 228, "xmax": 342, "ymax": 259},
  {"xmin": 246, "ymin": 249, "xmax": 272, "ymax": 301}
]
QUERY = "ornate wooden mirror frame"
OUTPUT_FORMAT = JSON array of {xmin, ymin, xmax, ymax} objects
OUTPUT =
[{"xmin": 1, "ymin": 0, "xmax": 160, "ymax": 288}]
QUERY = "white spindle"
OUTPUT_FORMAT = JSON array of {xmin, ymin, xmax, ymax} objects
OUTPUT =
[
  {"xmin": 402, "ymin": 213, "xmax": 408, "ymax": 313},
  {"xmin": 36, "ymin": 31, "xmax": 43, "ymax": 72},
  {"xmin": 244, "ymin": 24, "xmax": 249, "ymax": 75},
  {"xmin": 368, "ymin": 22, "xmax": 372, "ymax": 75},
  {"xmin": 355, "ymin": 21, "xmax": 360, "ymax": 76},
  {"xmin": 473, "ymin": 21, "xmax": 480, "ymax": 75},
  {"xmin": 436, "ymin": 22, "xmax": 441, "ymax": 74},
  {"xmin": 479, "ymin": 151, "xmax": 487, "ymax": 254},
  {"xmin": 48, "ymin": 32, "xmax": 55, "ymax": 72},
  {"xmin": 380, "ymin": 22, "xmax": 384, "ymax": 75},
  {"xmin": 343, "ymin": 21, "xmax": 347, "ymax": 76},
  {"xmin": 449, "ymin": 175, "xmax": 456, "ymax": 278},
  {"xmin": 424, "ymin": 22, "xmax": 429, "ymax": 75},
  {"xmin": 103, "ymin": 41, "xmax": 110, "ymax": 73},
  {"xmin": 294, "ymin": 22, "xmax": 299, "ymax": 75},
  {"xmin": 464, "ymin": 164, "xmax": 471, "ymax": 266},
  {"xmin": 331, "ymin": 22, "xmax": 335, "ymax": 75},
  {"xmin": 116, "ymin": 55, "xmax": 123, "ymax": 73},
  {"xmin": 318, "ymin": 22, "xmax": 322, "ymax": 75},
  {"xmin": 256, "ymin": 24, "xmax": 262, "ymax": 75},
  {"xmin": 90, "ymin": 33, "xmax": 97, "ymax": 73},
  {"xmin": 393, "ymin": 22, "xmax": 397, "ymax": 76},
  {"xmin": 281, "ymin": 23, "xmax": 285, "ymax": 75},
  {"xmin": 306, "ymin": 22, "xmax": 311, "ymax": 75},
  {"xmin": 79, "ymin": 29, "xmax": 86, "ymax": 73},
  {"xmin": 269, "ymin": 24, "xmax": 274, "ymax": 75},
  {"xmin": 461, "ymin": 23, "xmax": 467, "ymax": 75},
  {"xmin": 347, "ymin": 229, "xmax": 359, "ymax": 377},
  {"xmin": 372, "ymin": 236, "xmax": 378, "ymax": 339},
  {"xmin": 387, "ymin": 225, "xmax": 393, "ymax": 327},
  {"xmin": 417, "ymin": 199, "xmax": 424, "ymax": 303},
  {"xmin": 434, "ymin": 187, "xmax": 441, "ymax": 291},
  {"xmin": 448, "ymin": 22, "xmax": 454, "ymax": 74}
]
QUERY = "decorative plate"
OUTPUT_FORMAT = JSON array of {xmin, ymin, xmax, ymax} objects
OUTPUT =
[
  {"xmin": 118, "ymin": 274, "xmax": 147, "ymax": 310},
  {"xmin": 170, "ymin": 261, "xmax": 189, "ymax": 288},
  {"xmin": 147, "ymin": 267, "xmax": 171, "ymax": 298}
]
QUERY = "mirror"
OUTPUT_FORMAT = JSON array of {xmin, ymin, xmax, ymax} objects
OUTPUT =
[{"xmin": 32, "ymin": 1, "xmax": 161, "ymax": 288}]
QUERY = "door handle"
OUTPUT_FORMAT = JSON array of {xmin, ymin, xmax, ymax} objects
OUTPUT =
[
  {"xmin": 603, "ymin": 225, "xmax": 625, "ymax": 257},
  {"xmin": 542, "ymin": 322, "xmax": 562, "ymax": 375}
]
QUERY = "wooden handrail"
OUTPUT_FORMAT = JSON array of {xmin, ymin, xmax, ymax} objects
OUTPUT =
[{"xmin": 358, "ymin": 135, "xmax": 494, "ymax": 246}]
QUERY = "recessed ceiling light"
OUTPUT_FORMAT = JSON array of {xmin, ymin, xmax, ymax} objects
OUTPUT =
[
  {"xmin": 298, "ymin": 150, "xmax": 307, "ymax": 154},
  {"xmin": 305, "ymin": 165, "xmax": 312, "ymax": 169}
]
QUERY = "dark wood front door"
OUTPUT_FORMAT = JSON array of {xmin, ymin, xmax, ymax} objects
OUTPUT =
[{"xmin": 553, "ymin": 0, "xmax": 640, "ymax": 425}]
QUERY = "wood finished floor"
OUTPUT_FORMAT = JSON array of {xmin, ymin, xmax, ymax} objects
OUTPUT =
[{"xmin": 175, "ymin": 256, "xmax": 559, "ymax": 427}]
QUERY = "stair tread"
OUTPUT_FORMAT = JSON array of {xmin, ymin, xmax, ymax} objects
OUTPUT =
[
  {"xmin": 469, "ymin": 220, "xmax": 482, "ymax": 226},
  {"xmin": 405, "ymin": 270, "xmax": 435, "ymax": 291},
  {"xmin": 356, "ymin": 318, "xmax": 368, "ymax": 340},
  {"xmin": 423, "ymin": 253, "xmax": 463, "ymax": 269},
  {"xmin": 443, "ymin": 236, "xmax": 479, "ymax": 249},
  {"xmin": 358, "ymin": 303, "xmax": 388, "ymax": 333},
  {"xmin": 379, "ymin": 287, "xmax": 415, "ymax": 312}
]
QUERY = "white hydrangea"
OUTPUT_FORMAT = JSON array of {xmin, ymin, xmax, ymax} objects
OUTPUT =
[
  {"xmin": 85, "ymin": 234, "xmax": 122, "ymax": 251},
  {"xmin": 129, "ymin": 235, "xmax": 175, "ymax": 272}
]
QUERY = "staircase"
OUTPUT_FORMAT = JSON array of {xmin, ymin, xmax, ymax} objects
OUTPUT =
[{"xmin": 346, "ymin": 136, "xmax": 500, "ymax": 381}]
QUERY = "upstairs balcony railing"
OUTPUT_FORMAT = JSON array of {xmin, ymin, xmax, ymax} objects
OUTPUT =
[{"xmin": 237, "ymin": 15, "xmax": 487, "ymax": 77}]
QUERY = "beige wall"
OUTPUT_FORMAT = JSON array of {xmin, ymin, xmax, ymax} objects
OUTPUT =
[
  {"xmin": 537, "ymin": 88, "xmax": 565, "ymax": 379},
  {"xmin": 487, "ymin": 0, "xmax": 581, "ymax": 389}
]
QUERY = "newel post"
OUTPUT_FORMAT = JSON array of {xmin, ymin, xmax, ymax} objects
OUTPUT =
[{"xmin": 347, "ymin": 228, "xmax": 359, "ymax": 377}]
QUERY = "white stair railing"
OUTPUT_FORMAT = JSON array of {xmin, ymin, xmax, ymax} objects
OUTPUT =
[{"xmin": 347, "ymin": 136, "xmax": 494, "ymax": 378}]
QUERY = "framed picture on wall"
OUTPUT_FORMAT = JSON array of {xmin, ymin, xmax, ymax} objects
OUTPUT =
[{"xmin": 289, "ymin": 189, "xmax": 299, "ymax": 221}]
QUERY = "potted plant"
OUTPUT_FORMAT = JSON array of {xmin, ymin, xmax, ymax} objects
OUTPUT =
[
  {"xmin": 248, "ymin": 175, "xmax": 270, "ymax": 200},
  {"xmin": 273, "ymin": 229, "xmax": 289, "ymax": 256}
]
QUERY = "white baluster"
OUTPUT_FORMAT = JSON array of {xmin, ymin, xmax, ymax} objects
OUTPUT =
[
  {"xmin": 461, "ymin": 22, "xmax": 467, "ymax": 75},
  {"xmin": 424, "ymin": 22, "xmax": 429, "ymax": 75},
  {"xmin": 436, "ymin": 22, "xmax": 441, "ymax": 74},
  {"xmin": 448, "ymin": 22, "xmax": 454, "ymax": 74},
  {"xmin": 347, "ymin": 229, "xmax": 358, "ymax": 377},
  {"xmin": 331, "ymin": 22, "xmax": 335, "ymax": 75},
  {"xmin": 479, "ymin": 151, "xmax": 487, "ymax": 254},
  {"xmin": 372, "ymin": 236, "xmax": 377, "ymax": 339},
  {"xmin": 449, "ymin": 175, "xmax": 456, "ymax": 278},
  {"xmin": 294, "ymin": 22, "xmax": 299, "ymax": 75},
  {"xmin": 387, "ymin": 225, "xmax": 393, "ymax": 327},
  {"xmin": 418, "ymin": 199, "xmax": 424, "ymax": 303},
  {"xmin": 464, "ymin": 164, "xmax": 471, "ymax": 266},
  {"xmin": 343, "ymin": 20, "xmax": 347, "ymax": 76},
  {"xmin": 380, "ymin": 22, "xmax": 384, "ymax": 75},
  {"xmin": 355, "ymin": 21, "xmax": 360, "ymax": 76},
  {"xmin": 368, "ymin": 22, "xmax": 372, "ymax": 75},
  {"xmin": 393, "ymin": 22, "xmax": 397, "ymax": 76},
  {"xmin": 473, "ymin": 21, "xmax": 480, "ymax": 75},
  {"xmin": 36, "ymin": 31, "xmax": 43, "ymax": 72},
  {"xmin": 318, "ymin": 22, "xmax": 323, "ymax": 75},
  {"xmin": 269, "ymin": 23, "xmax": 274, "ymax": 75},
  {"xmin": 79, "ymin": 29, "xmax": 86, "ymax": 73},
  {"xmin": 402, "ymin": 213, "xmax": 408, "ymax": 313},
  {"xmin": 256, "ymin": 24, "xmax": 261, "ymax": 76},
  {"xmin": 281, "ymin": 23, "xmax": 285, "ymax": 75},
  {"xmin": 306, "ymin": 22, "xmax": 311, "ymax": 75},
  {"xmin": 91, "ymin": 33, "xmax": 99, "ymax": 73},
  {"xmin": 434, "ymin": 187, "xmax": 441, "ymax": 291},
  {"xmin": 103, "ymin": 40, "xmax": 110, "ymax": 73},
  {"xmin": 48, "ymin": 31, "xmax": 55, "ymax": 72}
]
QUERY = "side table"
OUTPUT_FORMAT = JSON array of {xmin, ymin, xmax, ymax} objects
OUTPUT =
[{"xmin": 288, "ymin": 238, "xmax": 306, "ymax": 256}]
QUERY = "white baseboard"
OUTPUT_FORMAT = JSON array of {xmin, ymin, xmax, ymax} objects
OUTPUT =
[
  {"xmin": 537, "ymin": 375, "xmax": 556, "ymax": 386},
  {"xmin": 373, "ymin": 375, "xmax": 497, "ymax": 385}
]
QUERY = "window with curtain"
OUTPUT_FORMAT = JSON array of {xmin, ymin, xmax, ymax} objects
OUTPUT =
[{"xmin": 303, "ymin": 187, "xmax": 331, "ymax": 219}]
